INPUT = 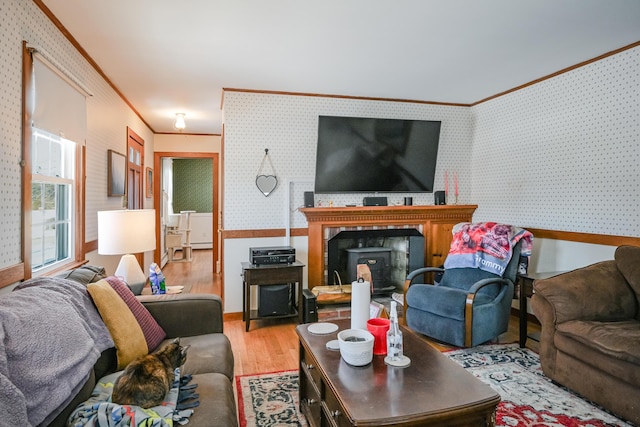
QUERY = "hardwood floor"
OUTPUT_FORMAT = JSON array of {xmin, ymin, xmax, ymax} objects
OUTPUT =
[
  {"xmin": 161, "ymin": 249, "xmax": 541, "ymax": 377},
  {"xmin": 162, "ymin": 248, "xmax": 221, "ymax": 295}
]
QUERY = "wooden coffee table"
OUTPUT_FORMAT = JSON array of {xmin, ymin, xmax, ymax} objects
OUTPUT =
[{"xmin": 297, "ymin": 319, "xmax": 499, "ymax": 426}]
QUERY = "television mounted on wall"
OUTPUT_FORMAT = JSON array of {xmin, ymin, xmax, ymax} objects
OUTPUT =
[{"xmin": 314, "ymin": 115, "xmax": 441, "ymax": 193}]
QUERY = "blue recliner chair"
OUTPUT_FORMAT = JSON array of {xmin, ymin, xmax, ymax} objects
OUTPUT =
[{"xmin": 404, "ymin": 223, "xmax": 527, "ymax": 347}]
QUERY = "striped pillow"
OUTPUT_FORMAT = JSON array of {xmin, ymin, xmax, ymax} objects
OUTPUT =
[
  {"xmin": 104, "ymin": 276, "xmax": 166, "ymax": 352},
  {"xmin": 87, "ymin": 280, "xmax": 147, "ymax": 369}
]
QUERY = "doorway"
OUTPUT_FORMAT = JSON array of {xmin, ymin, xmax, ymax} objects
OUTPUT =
[{"xmin": 153, "ymin": 152, "xmax": 219, "ymax": 273}]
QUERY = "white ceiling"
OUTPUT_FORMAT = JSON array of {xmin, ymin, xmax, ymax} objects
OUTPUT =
[{"xmin": 40, "ymin": 0, "xmax": 640, "ymax": 135}]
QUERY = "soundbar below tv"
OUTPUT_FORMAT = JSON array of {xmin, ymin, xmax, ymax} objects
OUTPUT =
[{"xmin": 314, "ymin": 115, "xmax": 441, "ymax": 193}]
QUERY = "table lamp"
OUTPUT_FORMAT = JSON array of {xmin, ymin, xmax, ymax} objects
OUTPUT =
[{"xmin": 98, "ymin": 209, "xmax": 156, "ymax": 294}]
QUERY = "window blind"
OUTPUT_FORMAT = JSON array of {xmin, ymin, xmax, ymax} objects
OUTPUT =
[{"xmin": 32, "ymin": 52, "xmax": 88, "ymax": 145}]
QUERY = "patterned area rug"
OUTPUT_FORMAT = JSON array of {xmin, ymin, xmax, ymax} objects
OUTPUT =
[
  {"xmin": 446, "ymin": 344, "xmax": 631, "ymax": 427},
  {"xmin": 236, "ymin": 344, "xmax": 632, "ymax": 427},
  {"xmin": 236, "ymin": 370, "xmax": 307, "ymax": 427}
]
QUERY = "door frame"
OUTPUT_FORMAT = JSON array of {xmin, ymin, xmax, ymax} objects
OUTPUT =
[{"xmin": 153, "ymin": 152, "xmax": 219, "ymax": 274}]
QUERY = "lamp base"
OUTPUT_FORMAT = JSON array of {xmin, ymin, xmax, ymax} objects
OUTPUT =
[{"xmin": 114, "ymin": 254, "xmax": 147, "ymax": 294}]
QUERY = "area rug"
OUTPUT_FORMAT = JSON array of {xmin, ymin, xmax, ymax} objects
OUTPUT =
[
  {"xmin": 236, "ymin": 370, "xmax": 308, "ymax": 427},
  {"xmin": 446, "ymin": 344, "xmax": 631, "ymax": 427},
  {"xmin": 236, "ymin": 344, "xmax": 632, "ymax": 427}
]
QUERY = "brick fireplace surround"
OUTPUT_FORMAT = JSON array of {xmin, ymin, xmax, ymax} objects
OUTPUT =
[{"xmin": 301, "ymin": 205, "xmax": 477, "ymax": 289}]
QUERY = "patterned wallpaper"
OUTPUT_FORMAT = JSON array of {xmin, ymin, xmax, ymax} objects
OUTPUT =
[
  {"xmin": 0, "ymin": 0, "xmax": 154, "ymax": 270},
  {"xmin": 0, "ymin": 0, "xmax": 24, "ymax": 267},
  {"xmin": 223, "ymin": 93, "xmax": 473, "ymax": 230},
  {"xmin": 223, "ymin": 45, "xmax": 639, "ymax": 238},
  {"xmin": 471, "ymin": 46, "xmax": 639, "ymax": 236},
  {"xmin": 172, "ymin": 158, "xmax": 213, "ymax": 213}
]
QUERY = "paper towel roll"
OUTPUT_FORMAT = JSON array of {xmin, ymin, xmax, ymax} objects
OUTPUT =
[{"xmin": 351, "ymin": 280, "xmax": 371, "ymax": 330}]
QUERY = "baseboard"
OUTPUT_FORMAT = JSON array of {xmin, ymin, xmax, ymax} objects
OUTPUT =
[{"xmin": 224, "ymin": 312, "xmax": 243, "ymax": 322}]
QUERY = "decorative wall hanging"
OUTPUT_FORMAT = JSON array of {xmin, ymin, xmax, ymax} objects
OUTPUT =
[
  {"xmin": 256, "ymin": 148, "xmax": 278, "ymax": 196},
  {"xmin": 145, "ymin": 167, "xmax": 153, "ymax": 198}
]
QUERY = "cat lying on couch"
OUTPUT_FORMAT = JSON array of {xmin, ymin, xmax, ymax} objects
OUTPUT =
[
  {"xmin": 112, "ymin": 338, "xmax": 189, "ymax": 409},
  {"xmin": 69, "ymin": 339, "xmax": 198, "ymax": 426},
  {"xmin": 0, "ymin": 269, "xmax": 237, "ymax": 427}
]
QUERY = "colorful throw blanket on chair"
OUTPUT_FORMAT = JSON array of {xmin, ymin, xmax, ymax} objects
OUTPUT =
[
  {"xmin": 68, "ymin": 368, "xmax": 199, "ymax": 426},
  {"xmin": 443, "ymin": 222, "xmax": 533, "ymax": 277}
]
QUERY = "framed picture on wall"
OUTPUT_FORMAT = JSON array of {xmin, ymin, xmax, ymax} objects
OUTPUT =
[
  {"xmin": 108, "ymin": 150, "xmax": 126, "ymax": 196},
  {"xmin": 146, "ymin": 167, "xmax": 153, "ymax": 198}
]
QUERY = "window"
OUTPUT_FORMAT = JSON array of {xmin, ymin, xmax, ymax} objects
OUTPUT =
[
  {"xmin": 23, "ymin": 45, "xmax": 89, "ymax": 278},
  {"xmin": 31, "ymin": 129, "xmax": 76, "ymax": 272}
]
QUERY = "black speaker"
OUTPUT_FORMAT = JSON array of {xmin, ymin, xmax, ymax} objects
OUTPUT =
[
  {"xmin": 304, "ymin": 191, "xmax": 314, "ymax": 208},
  {"xmin": 363, "ymin": 196, "xmax": 388, "ymax": 206},
  {"xmin": 434, "ymin": 191, "xmax": 446, "ymax": 205},
  {"xmin": 258, "ymin": 284, "xmax": 292, "ymax": 317},
  {"xmin": 302, "ymin": 289, "xmax": 318, "ymax": 323}
]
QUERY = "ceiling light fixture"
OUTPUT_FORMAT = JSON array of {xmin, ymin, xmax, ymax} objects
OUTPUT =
[{"xmin": 174, "ymin": 113, "xmax": 186, "ymax": 131}]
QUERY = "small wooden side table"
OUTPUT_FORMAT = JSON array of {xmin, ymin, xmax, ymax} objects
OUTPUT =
[
  {"xmin": 516, "ymin": 271, "xmax": 565, "ymax": 347},
  {"xmin": 241, "ymin": 261, "xmax": 304, "ymax": 332}
]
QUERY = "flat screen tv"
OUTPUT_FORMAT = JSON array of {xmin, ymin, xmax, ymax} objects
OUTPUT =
[{"xmin": 314, "ymin": 116, "xmax": 442, "ymax": 193}]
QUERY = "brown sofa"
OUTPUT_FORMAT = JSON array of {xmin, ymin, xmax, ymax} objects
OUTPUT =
[
  {"xmin": 531, "ymin": 245, "xmax": 640, "ymax": 425},
  {"xmin": 56, "ymin": 292, "xmax": 238, "ymax": 426},
  {"xmin": 0, "ymin": 273, "xmax": 237, "ymax": 427}
]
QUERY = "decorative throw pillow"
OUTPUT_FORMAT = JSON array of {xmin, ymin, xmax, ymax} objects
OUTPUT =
[
  {"xmin": 104, "ymin": 276, "xmax": 166, "ymax": 351},
  {"xmin": 87, "ymin": 280, "xmax": 148, "ymax": 369},
  {"xmin": 55, "ymin": 265, "xmax": 107, "ymax": 285}
]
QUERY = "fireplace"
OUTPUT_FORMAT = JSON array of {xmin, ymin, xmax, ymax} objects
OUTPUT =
[
  {"xmin": 300, "ymin": 205, "xmax": 477, "ymax": 290},
  {"xmin": 327, "ymin": 228, "xmax": 425, "ymax": 294}
]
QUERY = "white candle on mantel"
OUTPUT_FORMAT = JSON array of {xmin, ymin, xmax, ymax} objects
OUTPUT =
[{"xmin": 454, "ymin": 173, "xmax": 459, "ymax": 196}]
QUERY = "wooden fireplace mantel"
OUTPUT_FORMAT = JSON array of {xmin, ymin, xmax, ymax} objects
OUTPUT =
[{"xmin": 301, "ymin": 205, "xmax": 477, "ymax": 288}]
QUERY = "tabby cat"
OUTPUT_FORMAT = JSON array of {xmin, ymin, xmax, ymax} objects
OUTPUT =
[{"xmin": 112, "ymin": 338, "xmax": 189, "ymax": 408}]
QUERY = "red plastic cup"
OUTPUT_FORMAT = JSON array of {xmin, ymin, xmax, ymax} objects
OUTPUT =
[{"xmin": 367, "ymin": 318, "xmax": 390, "ymax": 355}]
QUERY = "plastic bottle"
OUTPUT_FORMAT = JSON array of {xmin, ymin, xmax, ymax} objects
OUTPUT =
[
  {"xmin": 149, "ymin": 263, "xmax": 166, "ymax": 295},
  {"xmin": 386, "ymin": 301, "xmax": 403, "ymax": 361}
]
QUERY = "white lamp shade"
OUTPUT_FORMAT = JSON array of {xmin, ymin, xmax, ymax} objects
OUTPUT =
[{"xmin": 98, "ymin": 209, "xmax": 156, "ymax": 255}]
